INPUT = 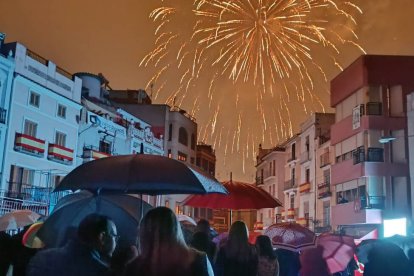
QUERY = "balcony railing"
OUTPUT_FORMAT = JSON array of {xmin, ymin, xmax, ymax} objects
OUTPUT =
[
  {"xmin": 284, "ymin": 179, "xmax": 298, "ymax": 190},
  {"xmin": 318, "ymin": 182, "xmax": 331, "ymax": 198},
  {"xmin": 0, "ymin": 107, "xmax": 6, "ymax": 124},
  {"xmin": 256, "ymin": 176, "xmax": 264, "ymax": 185},
  {"xmin": 299, "ymin": 182, "xmax": 311, "ymax": 193},
  {"xmin": 0, "ymin": 196, "xmax": 49, "ymax": 217},
  {"xmin": 48, "ymin": 143, "xmax": 74, "ymax": 164},
  {"xmin": 320, "ymin": 152, "xmax": 330, "ymax": 167},
  {"xmin": 14, "ymin": 133, "xmax": 45, "ymax": 157},
  {"xmin": 4, "ymin": 182, "xmax": 69, "ymax": 206},
  {"xmin": 83, "ymin": 147, "xmax": 111, "ymax": 160}
]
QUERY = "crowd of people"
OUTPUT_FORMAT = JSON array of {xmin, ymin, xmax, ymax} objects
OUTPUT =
[{"xmin": 1, "ymin": 207, "xmax": 414, "ymax": 275}]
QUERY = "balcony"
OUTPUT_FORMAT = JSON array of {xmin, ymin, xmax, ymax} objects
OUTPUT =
[
  {"xmin": 299, "ymin": 182, "xmax": 311, "ymax": 193},
  {"xmin": 318, "ymin": 182, "xmax": 331, "ymax": 198},
  {"xmin": 284, "ymin": 179, "xmax": 298, "ymax": 191},
  {"xmin": 287, "ymin": 208, "xmax": 298, "ymax": 220},
  {"xmin": 297, "ymin": 217, "xmax": 308, "ymax": 226},
  {"xmin": 48, "ymin": 143, "xmax": 74, "ymax": 165},
  {"xmin": 256, "ymin": 176, "xmax": 264, "ymax": 185},
  {"xmin": 0, "ymin": 107, "xmax": 6, "ymax": 124},
  {"xmin": 320, "ymin": 152, "xmax": 330, "ymax": 167},
  {"xmin": 331, "ymin": 201, "xmax": 382, "ymax": 227},
  {"xmin": 14, "ymin": 133, "xmax": 45, "ymax": 157},
  {"xmin": 83, "ymin": 148, "xmax": 111, "ymax": 161},
  {"xmin": 4, "ymin": 182, "xmax": 68, "ymax": 206}
]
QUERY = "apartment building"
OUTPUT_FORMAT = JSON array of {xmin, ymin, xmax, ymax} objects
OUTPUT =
[
  {"xmin": 0, "ymin": 42, "xmax": 82, "ymax": 215},
  {"xmin": 255, "ymin": 144, "xmax": 286, "ymax": 228},
  {"xmin": 330, "ymin": 55, "xmax": 414, "ymax": 236}
]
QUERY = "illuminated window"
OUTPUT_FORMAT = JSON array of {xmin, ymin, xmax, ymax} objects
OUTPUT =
[
  {"xmin": 168, "ymin": 149, "xmax": 172, "ymax": 158},
  {"xmin": 178, "ymin": 151, "xmax": 187, "ymax": 162}
]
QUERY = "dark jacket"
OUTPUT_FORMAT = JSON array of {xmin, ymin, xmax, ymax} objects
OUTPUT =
[
  {"xmin": 215, "ymin": 245, "xmax": 258, "ymax": 276},
  {"xmin": 26, "ymin": 239, "xmax": 110, "ymax": 276}
]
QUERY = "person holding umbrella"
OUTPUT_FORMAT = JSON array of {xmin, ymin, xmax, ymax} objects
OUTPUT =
[{"xmin": 27, "ymin": 214, "xmax": 118, "ymax": 276}]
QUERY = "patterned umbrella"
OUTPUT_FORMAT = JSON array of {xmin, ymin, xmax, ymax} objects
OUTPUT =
[
  {"xmin": 0, "ymin": 210, "xmax": 40, "ymax": 231},
  {"xmin": 264, "ymin": 222, "xmax": 316, "ymax": 252},
  {"xmin": 317, "ymin": 233, "xmax": 356, "ymax": 274},
  {"xmin": 22, "ymin": 222, "xmax": 45, "ymax": 249}
]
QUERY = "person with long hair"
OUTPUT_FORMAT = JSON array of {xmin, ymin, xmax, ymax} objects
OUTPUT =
[
  {"xmin": 215, "ymin": 221, "xmax": 258, "ymax": 276},
  {"xmin": 124, "ymin": 207, "xmax": 213, "ymax": 276},
  {"xmin": 255, "ymin": 235, "xmax": 279, "ymax": 276}
]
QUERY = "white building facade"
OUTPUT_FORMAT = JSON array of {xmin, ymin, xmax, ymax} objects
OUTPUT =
[{"xmin": 0, "ymin": 42, "xmax": 82, "ymax": 214}]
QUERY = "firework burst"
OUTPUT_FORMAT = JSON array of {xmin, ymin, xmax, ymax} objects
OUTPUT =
[{"xmin": 141, "ymin": 0, "xmax": 364, "ymax": 179}]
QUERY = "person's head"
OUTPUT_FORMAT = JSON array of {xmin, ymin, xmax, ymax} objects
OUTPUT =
[
  {"xmin": 196, "ymin": 219, "xmax": 211, "ymax": 235},
  {"xmin": 77, "ymin": 214, "xmax": 118, "ymax": 257},
  {"xmin": 255, "ymin": 235, "xmax": 275, "ymax": 258},
  {"xmin": 138, "ymin": 207, "xmax": 186, "ymax": 257},
  {"xmin": 225, "ymin": 221, "xmax": 251, "ymax": 260}
]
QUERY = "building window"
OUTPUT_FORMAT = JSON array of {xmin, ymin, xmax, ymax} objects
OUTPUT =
[
  {"xmin": 290, "ymin": 195, "xmax": 295, "ymax": 209},
  {"xmin": 8, "ymin": 165, "xmax": 35, "ymax": 197},
  {"xmin": 305, "ymin": 168, "xmax": 310, "ymax": 182},
  {"xmin": 165, "ymin": 200, "xmax": 170, "ymax": 208},
  {"xmin": 323, "ymin": 201, "xmax": 330, "ymax": 226},
  {"xmin": 168, "ymin": 149, "xmax": 172, "ymax": 158},
  {"xmin": 168, "ymin": 124, "xmax": 173, "ymax": 141},
  {"xmin": 178, "ymin": 127, "xmax": 188, "ymax": 146},
  {"xmin": 99, "ymin": 140, "xmax": 112, "ymax": 154},
  {"xmin": 29, "ymin": 92, "xmax": 40, "ymax": 108},
  {"xmin": 291, "ymin": 143, "xmax": 296, "ymax": 160},
  {"xmin": 24, "ymin": 120, "xmax": 37, "ymax": 137},
  {"xmin": 57, "ymin": 104, "xmax": 67, "ymax": 118},
  {"xmin": 191, "ymin": 134, "xmax": 196, "ymax": 150},
  {"xmin": 55, "ymin": 131, "xmax": 66, "ymax": 147},
  {"xmin": 178, "ymin": 151, "xmax": 187, "ymax": 162}
]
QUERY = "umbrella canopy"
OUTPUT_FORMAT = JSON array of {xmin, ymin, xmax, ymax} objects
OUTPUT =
[
  {"xmin": 317, "ymin": 234, "xmax": 356, "ymax": 274},
  {"xmin": 177, "ymin": 214, "xmax": 197, "ymax": 226},
  {"xmin": 37, "ymin": 191, "xmax": 152, "ymax": 248},
  {"xmin": 264, "ymin": 222, "xmax": 316, "ymax": 252},
  {"xmin": 54, "ymin": 154, "xmax": 227, "ymax": 195},
  {"xmin": 182, "ymin": 180, "xmax": 282, "ymax": 209},
  {"xmin": 22, "ymin": 222, "xmax": 45, "ymax": 249},
  {"xmin": 356, "ymin": 239, "xmax": 409, "ymax": 275},
  {"xmin": 0, "ymin": 210, "xmax": 41, "ymax": 231}
]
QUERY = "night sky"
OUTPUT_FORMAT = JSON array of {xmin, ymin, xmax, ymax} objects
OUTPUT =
[{"xmin": 1, "ymin": 0, "xmax": 414, "ymax": 182}]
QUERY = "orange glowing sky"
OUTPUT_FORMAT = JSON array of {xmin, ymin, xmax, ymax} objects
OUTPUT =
[{"xmin": 1, "ymin": 0, "xmax": 414, "ymax": 182}]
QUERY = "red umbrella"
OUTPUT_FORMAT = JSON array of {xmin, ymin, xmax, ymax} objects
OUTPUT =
[
  {"xmin": 317, "ymin": 234, "xmax": 356, "ymax": 274},
  {"xmin": 264, "ymin": 222, "xmax": 316, "ymax": 252},
  {"xmin": 182, "ymin": 180, "xmax": 282, "ymax": 209}
]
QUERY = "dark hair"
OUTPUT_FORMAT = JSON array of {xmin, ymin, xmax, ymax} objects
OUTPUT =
[
  {"xmin": 196, "ymin": 219, "xmax": 210, "ymax": 234},
  {"xmin": 255, "ymin": 235, "xmax": 276, "ymax": 259},
  {"xmin": 139, "ymin": 207, "xmax": 187, "ymax": 257},
  {"xmin": 225, "ymin": 221, "xmax": 253, "ymax": 261},
  {"xmin": 77, "ymin": 214, "xmax": 112, "ymax": 243}
]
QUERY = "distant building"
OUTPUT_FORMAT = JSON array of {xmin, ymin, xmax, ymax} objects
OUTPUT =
[
  {"xmin": 255, "ymin": 144, "xmax": 286, "ymax": 228},
  {"xmin": 109, "ymin": 90, "xmax": 197, "ymax": 212},
  {"xmin": 330, "ymin": 55, "xmax": 414, "ymax": 236}
]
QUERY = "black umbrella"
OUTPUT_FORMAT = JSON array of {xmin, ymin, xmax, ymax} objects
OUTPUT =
[
  {"xmin": 37, "ymin": 191, "xmax": 152, "ymax": 249},
  {"xmin": 54, "ymin": 154, "xmax": 227, "ymax": 195}
]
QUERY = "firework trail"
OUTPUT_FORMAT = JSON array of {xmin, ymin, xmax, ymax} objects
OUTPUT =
[{"xmin": 141, "ymin": 0, "xmax": 363, "ymax": 180}]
